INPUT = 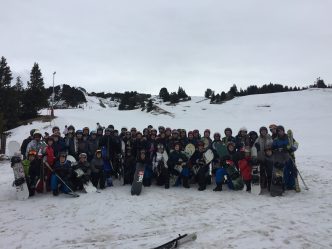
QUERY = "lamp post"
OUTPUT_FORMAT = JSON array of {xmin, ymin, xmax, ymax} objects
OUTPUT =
[{"xmin": 51, "ymin": 71, "xmax": 56, "ymax": 118}]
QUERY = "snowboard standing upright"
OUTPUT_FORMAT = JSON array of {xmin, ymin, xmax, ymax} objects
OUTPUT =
[
  {"xmin": 270, "ymin": 160, "xmax": 284, "ymax": 197},
  {"xmin": 131, "ymin": 163, "xmax": 145, "ymax": 196},
  {"xmin": 251, "ymin": 164, "xmax": 261, "ymax": 195},
  {"xmin": 8, "ymin": 141, "xmax": 29, "ymax": 200}
]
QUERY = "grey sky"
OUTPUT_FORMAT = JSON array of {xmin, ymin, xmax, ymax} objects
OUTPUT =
[{"xmin": 1, "ymin": 0, "xmax": 331, "ymax": 95}]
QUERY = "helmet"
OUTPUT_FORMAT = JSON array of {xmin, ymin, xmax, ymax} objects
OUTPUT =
[
  {"xmin": 79, "ymin": 153, "xmax": 87, "ymax": 159},
  {"xmin": 76, "ymin": 130, "xmax": 83, "ymax": 135},
  {"xmin": 33, "ymin": 130, "xmax": 42, "ymax": 137},
  {"xmin": 214, "ymin": 132, "xmax": 221, "ymax": 138},
  {"xmin": 249, "ymin": 131, "xmax": 258, "ymax": 138},
  {"xmin": 90, "ymin": 130, "xmax": 97, "ymax": 135},
  {"xmin": 157, "ymin": 144, "xmax": 164, "ymax": 150},
  {"xmin": 95, "ymin": 149, "xmax": 102, "ymax": 155},
  {"xmin": 105, "ymin": 128, "xmax": 112, "ymax": 133},
  {"xmin": 52, "ymin": 126, "xmax": 60, "ymax": 133},
  {"xmin": 30, "ymin": 129, "xmax": 36, "ymax": 136},
  {"xmin": 239, "ymin": 127, "xmax": 247, "ymax": 132},
  {"xmin": 68, "ymin": 125, "xmax": 75, "ymax": 131},
  {"xmin": 269, "ymin": 124, "xmax": 277, "ymax": 129},
  {"xmin": 276, "ymin": 125, "xmax": 285, "ymax": 132},
  {"xmin": 83, "ymin": 127, "xmax": 89, "ymax": 133},
  {"xmin": 224, "ymin": 128, "xmax": 232, "ymax": 134},
  {"xmin": 59, "ymin": 151, "xmax": 67, "ymax": 157},
  {"xmin": 108, "ymin": 124, "xmax": 114, "ymax": 130},
  {"xmin": 197, "ymin": 140, "xmax": 204, "ymax": 147},
  {"xmin": 204, "ymin": 129, "xmax": 210, "ymax": 134},
  {"xmin": 158, "ymin": 126, "xmax": 165, "ymax": 131},
  {"xmin": 172, "ymin": 129, "xmax": 179, "ymax": 134},
  {"xmin": 188, "ymin": 131, "xmax": 193, "ymax": 136},
  {"xmin": 259, "ymin": 126, "xmax": 268, "ymax": 133}
]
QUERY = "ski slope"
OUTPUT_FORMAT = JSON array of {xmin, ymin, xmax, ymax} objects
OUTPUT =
[{"xmin": 1, "ymin": 89, "xmax": 332, "ymax": 249}]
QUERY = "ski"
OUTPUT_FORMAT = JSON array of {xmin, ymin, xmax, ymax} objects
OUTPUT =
[{"xmin": 153, "ymin": 233, "xmax": 197, "ymax": 249}]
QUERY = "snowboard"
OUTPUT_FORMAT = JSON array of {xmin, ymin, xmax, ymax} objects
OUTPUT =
[
  {"xmin": 270, "ymin": 162, "xmax": 284, "ymax": 197},
  {"xmin": 131, "ymin": 163, "xmax": 145, "ymax": 196},
  {"xmin": 153, "ymin": 233, "xmax": 197, "ymax": 249},
  {"xmin": 184, "ymin": 143, "xmax": 195, "ymax": 159},
  {"xmin": 9, "ymin": 141, "xmax": 29, "ymax": 200},
  {"xmin": 251, "ymin": 164, "xmax": 261, "ymax": 195}
]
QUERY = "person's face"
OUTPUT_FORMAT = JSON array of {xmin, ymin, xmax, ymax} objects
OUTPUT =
[
  {"xmin": 174, "ymin": 144, "xmax": 180, "ymax": 151},
  {"xmin": 140, "ymin": 151, "xmax": 146, "ymax": 159},
  {"xmin": 59, "ymin": 155, "xmax": 66, "ymax": 163},
  {"xmin": 47, "ymin": 140, "xmax": 53, "ymax": 146},
  {"xmin": 96, "ymin": 152, "xmax": 102, "ymax": 158},
  {"xmin": 265, "ymin": 150, "xmax": 272, "ymax": 157},
  {"xmin": 260, "ymin": 130, "xmax": 267, "ymax": 136},
  {"xmin": 79, "ymin": 156, "xmax": 87, "ymax": 162},
  {"xmin": 270, "ymin": 128, "xmax": 276, "ymax": 134},
  {"xmin": 53, "ymin": 128, "xmax": 59, "ymax": 134},
  {"xmin": 34, "ymin": 135, "xmax": 41, "ymax": 142},
  {"xmin": 188, "ymin": 134, "xmax": 193, "ymax": 139},
  {"xmin": 240, "ymin": 130, "xmax": 247, "ymax": 136},
  {"xmin": 228, "ymin": 144, "xmax": 235, "ymax": 151},
  {"xmin": 225, "ymin": 130, "xmax": 232, "ymax": 137},
  {"xmin": 277, "ymin": 129, "xmax": 285, "ymax": 136}
]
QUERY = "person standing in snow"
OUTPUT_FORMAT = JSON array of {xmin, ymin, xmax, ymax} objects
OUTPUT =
[{"xmin": 152, "ymin": 144, "xmax": 170, "ymax": 189}]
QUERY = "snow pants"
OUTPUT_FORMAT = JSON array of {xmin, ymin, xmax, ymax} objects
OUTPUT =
[
  {"xmin": 215, "ymin": 168, "xmax": 233, "ymax": 189},
  {"xmin": 283, "ymin": 159, "xmax": 297, "ymax": 190},
  {"xmin": 50, "ymin": 174, "xmax": 70, "ymax": 193}
]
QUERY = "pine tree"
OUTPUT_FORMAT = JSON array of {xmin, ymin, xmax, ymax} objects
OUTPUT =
[
  {"xmin": 228, "ymin": 84, "xmax": 238, "ymax": 97},
  {"xmin": 21, "ymin": 63, "xmax": 48, "ymax": 119},
  {"xmin": 0, "ymin": 56, "xmax": 13, "ymax": 130},
  {"xmin": 177, "ymin": 86, "xmax": 188, "ymax": 99},
  {"xmin": 205, "ymin": 88, "xmax": 213, "ymax": 98},
  {"xmin": 159, "ymin": 87, "xmax": 170, "ymax": 102},
  {"xmin": 0, "ymin": 56, "xmax": 12, "ymax": 89}
]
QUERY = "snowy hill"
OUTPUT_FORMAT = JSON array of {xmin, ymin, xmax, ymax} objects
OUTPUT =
[{"xmin": 1, "ymin": 89, "xmax": 332, "ymax": 249}]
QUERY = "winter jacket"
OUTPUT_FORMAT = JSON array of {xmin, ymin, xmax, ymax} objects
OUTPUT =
[
  {"xmin": 238, "ymin": 156, "xmax": 252, "ymax": 181},
  {"xmin": 25, "ymin": 140, "xmax": 47, "ymax": 158},
  {"xmin": 253, "ymin": 134, "xmax": 273, "ymax": 162},
  {"xmin": 44, "ymin": 145, "xmax": 56, "ymax": 166},
  {"xmin": 90, "ymin": 156, "xmax": 104, "ymax": 173}
]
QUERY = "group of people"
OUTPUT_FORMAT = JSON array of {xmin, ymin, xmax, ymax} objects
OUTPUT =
[{"xmin": 18, "ymin": 123, "xmax": 299, "ymax": 197}]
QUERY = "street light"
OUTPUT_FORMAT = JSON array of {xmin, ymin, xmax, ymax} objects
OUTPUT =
[{"xmin": 51, "ymin": 71, "xmax": 56, "ymax": 118}]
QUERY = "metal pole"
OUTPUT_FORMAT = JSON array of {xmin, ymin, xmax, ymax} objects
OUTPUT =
[{"xmin": 51, "ymin": 71, "xmax": 56, "ymax": 117}]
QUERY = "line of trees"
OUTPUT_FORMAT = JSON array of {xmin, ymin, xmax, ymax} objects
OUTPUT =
[{"xmin": 205, "ymin": 83, "xmax": 309, "ymax": 104}]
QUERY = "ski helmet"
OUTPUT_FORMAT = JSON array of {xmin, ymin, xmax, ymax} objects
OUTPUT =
[
  {"xmin": 276, "ymin": 125, "xmax": 285, "ymax": 132},
  {"xmin": 52, "ymin": 126, "xmax": 60, "ymax": 133},
  {"xmin": 259, "ymin": 126, "xmax": 268, "ymax": 133},
  {"xmin": 269, "ymin": 124, "xmax": 277, "ymax": 130},
  {"xmin": 214, "ymin": 132, "xmax": 221, "ymax": 139},
  {"xmin": 224, "ymin": 128, "xmax": 232, "ymax": 134},
  {"xmin": 30, "ymin": 129, "xmax": 36, "ymax": 136},
  {"xmin": 33, "ymin": 130, "xmax": 42, "ymax": 138}
]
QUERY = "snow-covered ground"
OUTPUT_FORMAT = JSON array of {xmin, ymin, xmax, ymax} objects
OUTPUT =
[{"xmin": 1, "ymin": 89, "xmax": 332, "ymax": 249}]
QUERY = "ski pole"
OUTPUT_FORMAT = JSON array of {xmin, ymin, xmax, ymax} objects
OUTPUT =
[
  {"xmin": 44, "ymin": 162, "xmax": 78, "ymax": 195},
  {"xmin": 290, "ymin": 158, "xmax": 309, "ymax": 190}
]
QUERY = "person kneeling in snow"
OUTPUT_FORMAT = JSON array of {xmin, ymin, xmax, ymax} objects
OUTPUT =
[
  {"xmin": 51, "ymin": 152, "xmax": 73, "ymax": 196},
  {"xmin": 71, "ymin": 153, "xmax": 91, "ymax": 191}
]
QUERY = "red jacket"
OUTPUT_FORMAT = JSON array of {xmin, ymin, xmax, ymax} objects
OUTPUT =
[
  {"xmin": 45, "ymin": 146, "xmax": 56, "ymax": 167},
  {"xmin": 238, "ymin": 157, "xmax": 252, "ymax": 181}
]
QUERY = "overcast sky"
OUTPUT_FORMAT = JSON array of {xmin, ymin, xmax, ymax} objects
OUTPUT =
[{"xmin": 1, "ymin": 0, "xmax": 331, "ymax": 95}]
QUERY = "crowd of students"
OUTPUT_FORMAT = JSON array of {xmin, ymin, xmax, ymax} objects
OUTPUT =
[{"xmin": 19, "ymin": 123, "xmax": 299, "ymax": 196}]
